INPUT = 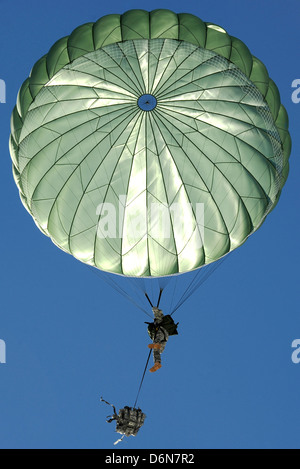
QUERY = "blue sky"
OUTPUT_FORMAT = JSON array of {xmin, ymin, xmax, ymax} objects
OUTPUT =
[{"xmin": 0, "ymin": 0, "xmax": 299, "ymax": 449}]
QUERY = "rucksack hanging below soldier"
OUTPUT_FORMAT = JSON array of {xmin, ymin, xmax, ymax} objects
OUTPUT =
[{"xmin": 100, "ymin": 397, "xmax": 146, "ymax": 445}]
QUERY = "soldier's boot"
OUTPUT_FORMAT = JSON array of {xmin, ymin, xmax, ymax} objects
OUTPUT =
[
  {"xmin": 149, "ymin": 362, "xmax": 162, "ymax": 372},
  {"xmin": 148, "ymin": 343, "xmax": 162, "ymax": 350}
]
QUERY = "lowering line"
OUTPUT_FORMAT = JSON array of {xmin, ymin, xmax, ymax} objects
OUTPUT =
[{"xmin": 133, "ymin": 349, "xmax": 152, "ymax": 408}]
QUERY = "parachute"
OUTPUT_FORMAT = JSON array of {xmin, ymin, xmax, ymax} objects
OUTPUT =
[
  {"xmin": 10, "ymin": 9, "xmax": 291, "ymax": 440},
  {"xmin": 10, "ymin": 9, "xmax": 290, "ymax": 283}
]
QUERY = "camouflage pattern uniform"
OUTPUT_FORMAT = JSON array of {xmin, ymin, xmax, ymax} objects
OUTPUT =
[{"xmin": 151, "ymin": 307, "xmax": 169, "ymax": 365}]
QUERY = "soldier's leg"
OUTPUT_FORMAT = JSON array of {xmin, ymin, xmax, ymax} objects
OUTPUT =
[{"xmin": 149, "ymin": 328, "xmax": 168, "ymax": 372}]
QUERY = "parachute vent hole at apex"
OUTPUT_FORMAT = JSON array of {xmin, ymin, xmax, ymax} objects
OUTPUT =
[{"xmin": 137, "ymin": 94, "xmax": 157, "ymax": 111}]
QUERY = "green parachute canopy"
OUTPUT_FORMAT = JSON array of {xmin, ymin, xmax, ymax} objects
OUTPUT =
[{"xmin": 10, "ymin": 9, "xmax": 291, "ymax": 277}]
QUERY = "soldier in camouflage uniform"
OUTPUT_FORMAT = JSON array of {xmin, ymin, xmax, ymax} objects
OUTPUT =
[{"xmin": 148, "ymin": 307, "xmax": 169, "ymax": 372}]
